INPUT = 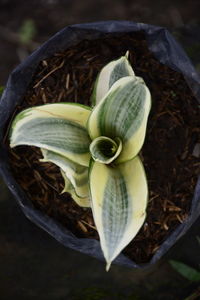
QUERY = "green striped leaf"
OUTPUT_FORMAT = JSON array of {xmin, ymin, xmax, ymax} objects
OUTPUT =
[
  {"xmin": 61, "ymin": 170, "xmax": 90, "ymax": 208},
  {"xmin": 89, "ymin": 136, "xmax": 122, "ymax": 164},
  {"xmin": 91, "ymin": 52, "xmax": 135, "ymax": 105},
  {"xmin": 40, "ymin": 149, "xmax": 89, "ymax": 200},
  {"xmin": 89, "ymin": 156, "xmax": 148, "ymax": 270},
  {"xmin": 10, "ymin": 103, "xmax": 92, "ymax": 166},
  {"xmin": 88, "ymin": 76, "xmax": 151, "ymax": 164}
]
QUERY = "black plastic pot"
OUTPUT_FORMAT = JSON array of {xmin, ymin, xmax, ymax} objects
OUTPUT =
[{"xmin": 0, "ymin": 21, "xmax": 200, "ymax": 268}]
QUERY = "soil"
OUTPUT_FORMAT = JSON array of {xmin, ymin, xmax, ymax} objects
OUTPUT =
[{"xmin": 7, "ymin": 31, "xmax": 200, "ymax": 264}]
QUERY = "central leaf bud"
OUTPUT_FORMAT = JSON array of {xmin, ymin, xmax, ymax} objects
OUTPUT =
[{"xmin": 90, "ymin": 136, "xmax": 122, "ymax": 164}]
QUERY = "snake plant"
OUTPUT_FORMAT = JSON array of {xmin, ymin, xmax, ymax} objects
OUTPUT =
[{"xmin": 9, "ymin": 53, "xmax": 151, "ymax": 270}]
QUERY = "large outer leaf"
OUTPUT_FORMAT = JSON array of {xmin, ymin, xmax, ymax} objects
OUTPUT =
[
  {"xmin": 88, "ymin": 76, "xmax": 151, "ymax": 164},
  {"xmin": 10, "ymin": 103, "xmax": 91, "ymax": 166},
  {"xmin": 40, "ymin": 149, "xmax": 89, "ymax": 200},
  {"xmin": 89, "ymin": 156, "xmax": 148, "ymax": 270},
  {"xmin": 91, "ymin": 53, "xmax": 135, "ymax": 105}
]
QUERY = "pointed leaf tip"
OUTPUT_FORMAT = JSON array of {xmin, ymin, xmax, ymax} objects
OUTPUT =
[
  {"xmin": 91, "ymin": 54, "xmax": 135, "ymax": 105},
  {"xmin": 106, "ymin": 261, "xmax": 111, "ymax": 272},
  {"xmin": 125, "ymin": 50, "xmax": 129, "ymax": 59}
]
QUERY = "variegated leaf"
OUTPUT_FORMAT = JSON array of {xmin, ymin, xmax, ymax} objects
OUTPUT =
[
  {"xmin": 91, "ymin": 52, "xmax": 135, "ymax": 105},
  {"xmin": 40, "ymin": 149, "xmax": 89, "ymax": 200},
  {"xmin": 89, "ymin": 136, "xmax": 122, "ymax": 164},
  {"xmin": 88, "ymin": 76, "xmax": 151, "ymax": 163},
  {"xmin": 61, "ymin": 170, "xmax": 90, "ymax": 208},
  {"xmin": 10, "ymin": 103, "xmax": 92, "ymax": 166},
  {"xmin": 89, "ymin": 156, "xmax": 148, "ymax": 270}
]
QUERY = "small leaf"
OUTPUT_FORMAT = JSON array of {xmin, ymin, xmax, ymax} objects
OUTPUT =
[
  {"xmin": 91, "ymin": 53, "xmax": 135, "ymax": 105},
  {"xmin": 89, "ymin": 136, "xmax": 122, "ymax": 164},
  {"xmin": 10, "ymin": 103, "xmax": 92, "ymax": 166},
  {"xmin": 88, "ymin": 76, "xmax": 151, "ymax": 163},
  {"xmin": 170, "ymin": 260, "xmax": 200, "ymax": 282},
  {"xmin": 40, "ymin": 149, "xmax": 89, "ymax": 200},
  {"xmin": 61, "ymin": 170, "xmax": 90, "ymax": 208},
  {"xmin": 89, "ymin": 156, "xmax": 148, "ymax": 270}
]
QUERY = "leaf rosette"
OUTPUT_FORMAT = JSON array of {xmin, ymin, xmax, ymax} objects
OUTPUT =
[{"xmin": 9, "ymin": 54, "xmax": 151, "ymax": 270}]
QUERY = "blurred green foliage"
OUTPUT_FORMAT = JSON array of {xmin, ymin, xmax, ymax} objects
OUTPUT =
[
  {"xmin": 19, "ymin": 19, "xmax": 36, "ymax": 45},
  {"xmin": 0, "ymin": 86, "xmax": 4, "ymax": 96},
  {"xmin": 170, "ymin": 260, "xmax": 200, "ymax": 282}
]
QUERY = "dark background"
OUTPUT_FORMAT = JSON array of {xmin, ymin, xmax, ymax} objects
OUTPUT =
[{"xmin": 0, "ymin": 1, "xmax": 200, "ymax": 299}]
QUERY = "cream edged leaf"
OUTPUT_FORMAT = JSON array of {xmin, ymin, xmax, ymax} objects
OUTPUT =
[
  {"xmin": 61, "ymin": 170, "xmax": 90, "ymax": 208},
  {"xmin": 89, "ymin": 136, "xmax": 122, "ymax": 164},
  {"xmin": 10, "ymin": 103, "xmax": 92, "ymax": 167},
  {"xmin": 91, "ymin": 53, "xmax": 135, "ymax": 106},
  {"xmin": 89, "ymin": 156, "xmax": 148, "ymax": 270},
  {"xmin": 40, "ymin": 149, "xmax": 90, "ymax": 202},
  {"xmin": 88, "ymin": 76, "xmax": 151, "ymax": 163}
]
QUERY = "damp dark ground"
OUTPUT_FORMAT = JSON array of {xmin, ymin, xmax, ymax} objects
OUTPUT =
[{"xmin": 0, "ymin": 1, "xmax": 200, "ymax": 299}]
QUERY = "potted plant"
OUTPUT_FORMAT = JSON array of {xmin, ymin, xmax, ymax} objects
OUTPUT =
[{"xmin": 0, "ymin": 21, "xmax": 199, "ymax": 270}]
